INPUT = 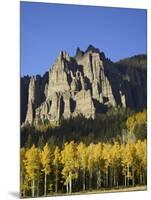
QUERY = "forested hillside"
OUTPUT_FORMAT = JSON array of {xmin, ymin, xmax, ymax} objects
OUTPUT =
[{"xmin": 20, "ymin": 109, "xmax": 147, "ymax": 197}]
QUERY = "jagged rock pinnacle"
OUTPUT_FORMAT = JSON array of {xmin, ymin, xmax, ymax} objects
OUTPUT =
[
  {"xmin": 21, "ymin": 46, "xmax": 147, "ymax": 125},
  {"xmin": 85, "ymin": 44, "xmax": 100, "ymax": 53}
]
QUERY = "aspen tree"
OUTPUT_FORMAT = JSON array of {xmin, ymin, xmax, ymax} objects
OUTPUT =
[
  {"xmin": 25, "ymin": 145, "xmax": 41, "ymax": 197},
  {"xmin": 53, "ymin": 146, "xmax": 61, "ymax": 193},
  {"xmin": 135, "ymin": 140, "xmax": 147, "ymax": 184},
  {"xmin": 87, "ymin": 143, "xmax": 95, "ymax": 190},
  {"xmin": 102, "ymin": 143, "xmax": 112, "ymax": 187},
  {"xmin": 111, "ymin": 142, "xmax": 121, "ymax": 187},
  {"xmin": 41, "ymin": 143, "xmax": 52, "ymax": 196},
  {"xmin": 20, "ymin": 148, "xmax": 30, "ymax": 197},
  {"xmin": 61, "ymin": 141, "xmax": 79, "ymax": 194},
  {"xmin": 93, "ymin": 142, "xmax": 105, "ymax": 189},
  {"xmin": 77, "ymin": 142, "xmax": 88, "ymax": 191}
]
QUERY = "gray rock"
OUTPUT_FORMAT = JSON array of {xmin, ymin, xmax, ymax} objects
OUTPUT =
[{"xmin": 21, "ymin": 46, "xmax": 147, "ymax": 126}]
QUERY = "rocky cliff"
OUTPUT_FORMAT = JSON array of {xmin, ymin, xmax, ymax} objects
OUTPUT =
[{"xmin": 21, "ymin": 45, "xmax": 147, "ymax": 125}]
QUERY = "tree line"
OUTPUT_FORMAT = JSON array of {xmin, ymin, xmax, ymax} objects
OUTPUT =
[
  {"xmin": 20, "ymin": 139, "xmax": 147, "ymax": 198},
  {"xmin": 21, "ymin": 108, "xmax": 147, "ymax": 149}
]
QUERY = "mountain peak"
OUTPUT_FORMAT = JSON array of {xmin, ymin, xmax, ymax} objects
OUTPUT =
[
  {"xmin": 57, "ymin": 50, "xmax": 70, "ymax": 61},
  {"xmin": 75, "ymin": 47, "xmax": 84, "ymax": 58},
  {"xmin": 85, "ymin": 44, "xmax": 100, "ymax": 53}
]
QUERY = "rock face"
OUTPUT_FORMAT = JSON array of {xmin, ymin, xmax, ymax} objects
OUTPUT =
[{"xmin": 21, "ymin": 45, "xmax": 147, "ymax": 125}]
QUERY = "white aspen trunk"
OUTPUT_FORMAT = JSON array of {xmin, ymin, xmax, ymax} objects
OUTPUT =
[
  {"xmin": 143, "ymin": 171, "xmax": 145, "ymax": 185},
  {"xmin": 132, "ymin": 167, "xmax": 135, "ymax": 186},
  {"xmin": 66, "ymin": 183, "xmax": 69, "ymax": 194},
  {"xmin": 20, "ymin": 172, "xmax": 23, "ymax": 197},
  {"xmin": 113, "ymin": 168, "xmax": 116, "ymax": 186},
  {"xmin": 106, "ymin": 168, "xmax": 108, "ymax": 187},
  {"xmin": 44, "ymin": 173, "xmax": 47, "ymax": 196},
  {"xmin": 110, "ymin": 167, "xmax": 112, "ymax": 187},
  {"xmin": 116, "ymin": 173, "xmax": 119, "ymax": 188},
  {"xmin": 125, "ymin": 167, "xmax": 127, "ymax": 187},
  {"xmin": 69, "ymin": 173, "xmax": 72, "ymax": 194},
  {"xmin": 89, "ymin": 170, "xmax": 92, "ymax": 190},
  {"xmin": 32, "ymin": 178, "xmax": 35, "ymax": 197},
  {"xmin": 97, "ymin": 169, "xmax": 101, "ymax": 189},
  {"xmin": 55, "ymin": 171, "xmax": 58, "ymax": 193},
  {"xmin": 100, "ymin": 170, "xmax": 102, "ymax": 188},
  {"xmin": 140, "ymin": 172, "xmax": 142, "ymax": 184},
  {"xmin": 37, "ymin": 176, "xmax": 39, "ymax": 197},
  {"xmin": 116, "ymin": 168, "xmax": 118, "ymax": 188},
  {"xmin": 104, "ymin": 173, "xmax": 106, "ymax": 187},
  {"xmin": 127, "ymin": 165, "xmax": 129, "ymax": 186},
  {"xmin": 23, "ymin": 190, "xmax": 25, "ymax": 198},
  {"xmin": 83, "ymin": 170, "xmax": 85, "ymax": 191}
]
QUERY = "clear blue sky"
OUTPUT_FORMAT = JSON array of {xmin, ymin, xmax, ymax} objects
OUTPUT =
[{"xmin": 20, "ymin": 1, "xmax": 147, "ymax": 76}]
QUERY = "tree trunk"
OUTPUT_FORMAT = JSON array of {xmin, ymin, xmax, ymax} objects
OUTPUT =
[
  {"xmin": 37, "ymin": 176, "xmax": 39, "ymax": 197},
  {"xmin": 110, "ymin": 167, "xmax": 112, "ymax": 187},
  {"xmin": 89, "ymin": 170, "xmax": 92, "ymax": 190},
  {"xmin": 55, "ymin": 171, "xmax": 58, "ymax": 193},
  {"xmin": 97, "ymin": 169, "xmax": 101, "ymax": 189},
  {"xmin": 44, "ymin": 173, "xmax": 47, "ymax": 196},
  {"xmin": 106, "ymin": 167, "xmax": 108, "ymax": 187},
  {"xmin": 104, "ymin": 173, "xmax": 106, "ymax": 187},
  {"xmin": 32, "ymin": 179, "xmax": 35, "ymax": 197},
  {"xmin": 66, "ymin": 183, "xmax": 69, "ymax": 194},
  {"xmin": 69, "ymin": 173, "xmax": 72, "ymax": 194},
  {"xmin": 116, "ymin": 168, "xmax": 118, "ymax": 188},
  {"xmin": 113, "ymin": 168, "xmax": 116, "ymax": 186},
  {"xmin": 83, "ymin": 170, "xmax": 86, "ymax": 191},
  {"xmin": 127, "ymin": 165, "xmax": 129, "ymax": 186},
  {"xmin": 124, "ymin": 167, "xmax": 127, "ymax": 187},
  {"xmin": 132, "ymin": 167, "xmax": 135, "ymax": 186},
  {"xmin": 23, "ymin": 190, "xmax": 25, "ymax": 198},
  {"xmin": 143, "ymin": 171, "xmax": 145, "ymax": 185},
  {"xmin": 140, "ymin": 172, "xmax": 142, "ymax": 185}
]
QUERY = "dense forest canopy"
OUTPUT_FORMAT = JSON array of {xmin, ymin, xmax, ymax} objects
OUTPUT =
[
  {"xmin": 21, "ymin": 108, "xmax": 147, "ymax": 150},
  {"xmin": 115, "ymin": 54, "xmax": 147, "ymax": 69},
  {"xmin": 21, "ymin": 139, "xmax": 147, "ymax": 197}
]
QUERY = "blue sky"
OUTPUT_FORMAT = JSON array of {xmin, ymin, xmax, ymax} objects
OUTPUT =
[{"xmin": 20, "ymin": 2, "xmax": 147, "ymax": 76}]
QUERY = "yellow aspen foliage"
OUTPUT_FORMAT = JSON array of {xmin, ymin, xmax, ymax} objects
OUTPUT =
[
  {"xmin": 121, "ymin": 141, "xmax": 136, "ymax": 168},
  {"xmin": 41, "ymin": 143, "xmax": 52, "ymax": 175},
  {"xmin": 24, "ymin": 144, "xmax": 41, "ymax": 197},
  {"xmin": 103, "ymin": 143, "xmax": 112, "ymax": 168},
  {"xmin": 20, "ymin": 148, "xmax": 30, "ymax": 197},
  {"xmin": 25, "ymin": 145, "xmax": 41, "ymax": 180},
  {"xmin": 21, "ymin": 174, "xmax": 30, "ymax": 197},
  {"xmin": 111, "ymin": 142, "xmax": 121, "ymax": 168},
  {"xmin": 53, "ymin": 146, "xmax": 61, "ymax": 193},
  {"xmin": 87, "ymin": 143, "xmax": 95, "ymax": 172},
  {"xmin": 126, "ymin": 110, "xmax": 147, "ymax": 134},
  {"xmin": 77, "ymin": 142, "xmax": 88, "ymax": 171},
  {"xmin": 61, "ymin": 141, "xmax": 79, "ymax": 193},
  {"xmin": 53, "ymin": 146, "xmax": 61, "ymax": 167},
  {"xmin": 87, "ymin": 143, "xmax": 96, "ymax": 190},
  {"xmin": 41, "ymin": 143, "xmax": 52, "ymax": 196},
  {"xmin": 135, "ymin": 140, "xmax": 147, "ymax": 172}
]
